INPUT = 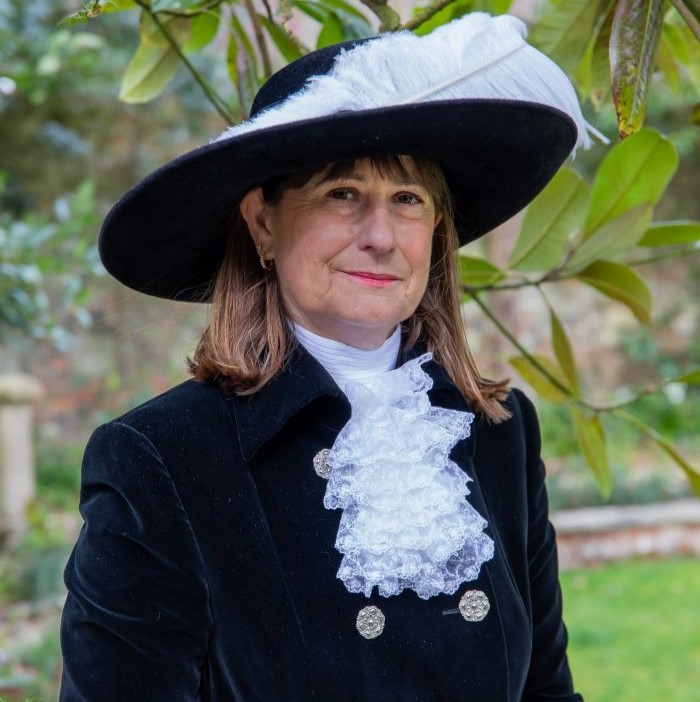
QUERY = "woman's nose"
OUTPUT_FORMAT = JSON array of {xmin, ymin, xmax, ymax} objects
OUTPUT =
[{"xmin": 355, "ymin": 201, "xmax": 395, "ymax": 253}]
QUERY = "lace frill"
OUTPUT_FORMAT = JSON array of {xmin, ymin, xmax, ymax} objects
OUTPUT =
[{"xmin": 324, "ymin": 353, "xmax": 495, "ymax": 599}]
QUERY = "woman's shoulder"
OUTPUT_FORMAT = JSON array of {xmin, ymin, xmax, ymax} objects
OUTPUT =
[{"xmin": 103, "ymin": 378, "xmax": 233, "ymax": 444}]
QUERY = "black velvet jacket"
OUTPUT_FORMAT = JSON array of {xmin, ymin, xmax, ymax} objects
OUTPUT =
[{"xmin": 60, "ymin": 347, "xmax": 582, "ymax": 702}]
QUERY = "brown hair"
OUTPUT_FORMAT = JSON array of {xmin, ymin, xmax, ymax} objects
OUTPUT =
[{"xmin": 188, "ymin": 155, "xmax": 510, "ymax": 422}]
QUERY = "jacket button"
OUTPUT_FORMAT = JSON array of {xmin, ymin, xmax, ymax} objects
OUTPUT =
[
  {"xmin": 458, "ymin": 590, "xmax": 490, "ymax": 622},
  {"xmin": 313, "ymin": 448, "xmax": 332, "ymax": 479},
  {"xmin": 356, "ymin": 605, "xmax": 385, "ymax": 639}
]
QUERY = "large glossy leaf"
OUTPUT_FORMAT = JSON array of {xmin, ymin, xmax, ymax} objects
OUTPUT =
[
  {"xmin": 658, "ymin": 24, "xmax": 683, "ymax": 91},
  {"xmin": 575, "ymin": 0, "xmax": 615, "ymax": 109},
  {"xmin": 318, "ymin": 0, "xmax": 371, "ymax": 22},
  {"xmin": 675, "ymin": 369, "xmax": 700, "ymax": 384},
  {"xmin": 119, "ymin": 42, "xmax": 181, "ymax": 103},
  {"xmin": 575, "ymin": 260, "xmax": 652, "ymax": 324},
  {"xmin": 412, "ymin": 0, "xmax": 474, "ymax": 36},
  {"xmin": 615, "ymin": 409, "xmax": 700, "ymax": 494},
  {"xmin": 565, "ymin": 204, "xmax": 653, "ymax": 273},
  {"xmin": 585, "ymin": 128, "xmax": 678, "ymax": 234},
  {"xmin": 611, "ymin": 0, "xmax": 666, "ymax": 137},
  {"xmin": 508, "ymin": 168, "xmax": 590, "ymax": 272},
  {"xmin": 509, "ymin": 354, "xmax": 572, "ymax": 404},
  {"xmin": 671, "ymin": 0, "xmax": 700, "ymax": 41},
  {"xmin": 151, "ymin": 0, "xmax": 207, "ymax": 11},
  {"xmin": 258, "ymin": 15, "xmax": 303, "ymax": 62},
  {"xmin": 550, "ymin": 307, "xmax": 579, "ymax": 394},
  {"xmin": 572, "ymin": 408, "xmax": 611, "ymax": 497},
  {"xmin": 458, "ymin": 256, "xmax": 502, "ymax": 287},
  {"xmin": 639, "ymin": 221, "xmax": 700, "ymax": 246},
  {"xmin": 102, "ymin": 0, "xmax": 137, "ymax": 12},
  {"xmin": 182, "ymin": 9, "xmax": 220, "ymax": 54},
  {"xmin": 317, "ymin": 11, "xmax": 345, "ymax": 47},
  {"xmin": 529, "ymin": 0, "xmax": 605, "ymax": 74}
]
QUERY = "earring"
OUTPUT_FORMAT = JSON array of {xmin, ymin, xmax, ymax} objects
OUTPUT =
[{"xmin": 256, "ymin": 243, "xmax": 273, "ymax": 272}]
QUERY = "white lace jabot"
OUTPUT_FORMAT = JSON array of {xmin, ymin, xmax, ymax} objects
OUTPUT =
[
  {"xmin": 291, "ymin": 325, "xmax": 494, "ymax": 600},
  {"xmin": 324, "ymin": 354, "xmax": 494, "ymax": 599}
]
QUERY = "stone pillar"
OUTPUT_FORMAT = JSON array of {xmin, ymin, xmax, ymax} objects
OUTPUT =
[{"xmin": 0, "ymin": 373, "xmax": 43, "ymax": 541}]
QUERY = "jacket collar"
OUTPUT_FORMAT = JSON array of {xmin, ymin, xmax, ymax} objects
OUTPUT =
[
  {"xmin": 229, "ymin": 342, "xmax": 467, "ymax": 461},
  {"xmin": 230, "ymin": 344, "xmax": 349, "ymax": 460}
]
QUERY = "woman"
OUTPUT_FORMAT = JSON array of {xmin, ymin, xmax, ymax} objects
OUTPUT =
[{"xmin": 60, "ymin": 13, "xmax": 597, "ymax": 702}]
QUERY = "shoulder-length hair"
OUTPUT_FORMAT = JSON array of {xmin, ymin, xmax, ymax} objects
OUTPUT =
[{"xmin": 188, "ymin": 155, "xmax": 510, "ymax": 422}]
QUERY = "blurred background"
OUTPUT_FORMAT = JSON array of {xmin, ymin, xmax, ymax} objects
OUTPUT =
[{"xmin": 0, "ymin": 0, "xmax": 699, "ymax": 699}]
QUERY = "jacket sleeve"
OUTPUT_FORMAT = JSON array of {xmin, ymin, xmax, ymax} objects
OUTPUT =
[
  {"xmin": 60, "ymin": 421, "xmax": 212, "ymax": 702},
  {"xmin": 514, "ymin": 390, "xmax": 583, "ymax": 702}
]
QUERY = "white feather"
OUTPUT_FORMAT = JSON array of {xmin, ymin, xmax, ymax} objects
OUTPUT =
[{"xmin": 214, "ymin": 13, "xmax": 605, "ymax": 152}]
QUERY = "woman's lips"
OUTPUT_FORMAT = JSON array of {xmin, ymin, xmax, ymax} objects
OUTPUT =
[{"xmin": 342, "ymin": 271, "xmax": 400, "ymax": 288}]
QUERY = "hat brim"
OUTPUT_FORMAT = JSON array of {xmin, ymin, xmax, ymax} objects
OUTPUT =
[{"xmin": 99, "ymin": 99, "xmax": 576, "ymax": 301}]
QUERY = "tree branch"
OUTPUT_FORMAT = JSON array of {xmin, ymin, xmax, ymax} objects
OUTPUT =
[
  {"xmin": 133, "ymin": 0, "xmax": 235, "ymax": 123},
  {"xmin": 242, "ymin": 0, "xmax": 272, "ymax": 76},
  {"xmin": 403, "ymin": 0, "xmax": 461, "ymax": 31},
  {"xmin": 358, "ymin": 0, "xmax": 401, "ymax": 32}
]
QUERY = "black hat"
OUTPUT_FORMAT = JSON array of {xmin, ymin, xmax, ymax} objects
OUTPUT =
[{"xmin": 99, "ymin": 13, "xmax": 599, "ymax": 302}]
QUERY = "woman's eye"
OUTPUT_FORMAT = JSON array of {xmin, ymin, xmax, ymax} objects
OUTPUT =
[
  {"xmin": 395, "ymin": 192, "xmax": 423, "ymax": 205},
  {"xmin": 328, "ymin": 188, "xmax": 355, "ymax": 201}
]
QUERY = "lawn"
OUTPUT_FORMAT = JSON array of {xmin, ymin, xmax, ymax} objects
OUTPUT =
[{"xmin": 561, "ymin": 558, "xmax": 700, "ymax": 702}]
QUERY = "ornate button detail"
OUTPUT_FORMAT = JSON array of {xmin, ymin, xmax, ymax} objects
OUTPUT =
[
  {"xmin": 458, "ymin": 590, "xmax": 490, "ymax": 622},
  {"xmin": 313, "ymin": 448, "xmax": 332, "ymax": 479},
  {"xmin": 356, "ymin": 605, "xmax": 385, "ymax": 639}
]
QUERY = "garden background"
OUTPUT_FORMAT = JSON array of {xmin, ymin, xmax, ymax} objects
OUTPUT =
[{"xmin": 1, "ymin": 0, "xmax": 699, "ymax": 699}]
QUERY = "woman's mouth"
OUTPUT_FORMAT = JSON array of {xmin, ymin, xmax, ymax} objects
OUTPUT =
[{"xmin": 342, "ymin": 271, "xmax": 400, "ymax": 288}]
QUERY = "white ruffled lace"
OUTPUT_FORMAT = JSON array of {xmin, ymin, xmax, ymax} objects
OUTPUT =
[{"xmin": 324, "ymin": 353, "xmax": 495, "ymax": 599}]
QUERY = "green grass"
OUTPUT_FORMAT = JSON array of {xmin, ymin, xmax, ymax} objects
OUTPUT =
[{"xmin": 561, "ymin": 558, "xmax": 700, "ymax": 702}]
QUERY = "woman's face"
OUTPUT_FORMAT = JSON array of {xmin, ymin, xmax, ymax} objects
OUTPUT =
[{"xmin": 240, "ymin": 158, "xmax": 440, "ymax": 349}]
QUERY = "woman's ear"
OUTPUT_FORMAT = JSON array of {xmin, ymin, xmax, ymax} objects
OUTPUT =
[{"xmin": 239, "ymin": 187, "xmax": 273, "ymax": 253}]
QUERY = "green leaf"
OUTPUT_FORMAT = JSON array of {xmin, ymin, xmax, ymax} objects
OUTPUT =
[
  {"xmin": 458, "ymin": 256, "xmax": 502, "ymax": 287},
  {"xmin": 572, "ymin": 407, "xmax": 611, "ymax": 497},
  {"xmin": 151, "ymin": 0, "xmax": 207, "ymax": 11},
  {"xmin": 675, "ymin": 369, "xmax": 700, "ymax": 384},
  {"xmin": 550, "ymin": 307, "xmax": 579, "ymax": 394},
  {"xmin": 294, "ymin": 0, "xmax": 329, "ymax": 24},
  {"xmin": 258, "ymin": 15, "xmax": 303, "ymax": 62},
  {"xmin": 182, "ymin": 10, "xmax": 220, "ymax": 54},
  {"xmin": 575, "ymin": 0, "xmax": 615, "ymax": 109},
  {"xmin": 529, "ymin": 0, "xmax": 605, "ymax": 74},
  {"xmin": 639, "ymin": 220, "xmax": 700, "ymax": 246},
  {"xmin": 585, "ymin": 128, "xmax": 678, "ymax": 234},
  {"xmin": 509, "ymin": 168, "xmax": 590, "ymax": 272},
  {"xmin": 317, "ymin": 0, "xmax": 370, "ymax": 22},
  {"xmin": 413, "ymin": 0, "xmax": 474, "ymax": 37},
  {"xmin": 657, "ymin": 25, "xmax": 682, "ymax": 92},
  {"xmin": 565, "ymin": 204, "xmax": 653, "ymax": 273},
  {"xmin": 140, "ymin": 12, "xmax": 191, "ymax": 48},
  {"xmin": 317, "ymin": 11, "xmax": 345, "ymax": 47},
  {"xmin": 615, "ymin": 409, "xmax": 700, "ymax": 494},
  {"xmin": 102, "ymin": 0, "xmax": 137, "ymax": 12},
  {"xmin": 610, "ymin": 0, "xmax": 666, "ymax": 137},
  {"xmin": 575, "ymin": 260, "xmax": 652, "ymax": 324},
  {"xmin": 509, "ymin": 354, "xmax": 572, "ymax": 404},
  {"xmin": 672, "ymin": 0, "xmax": 700, "ymax": 42},
  {"xmin": 119, "ymin": 43, "xmax": 180, "ymax": 103}
]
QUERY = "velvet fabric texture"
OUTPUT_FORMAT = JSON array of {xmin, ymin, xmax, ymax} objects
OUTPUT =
[{"xmin": 60, "ymin": 346, "xmax": 583, "ymax": 702}]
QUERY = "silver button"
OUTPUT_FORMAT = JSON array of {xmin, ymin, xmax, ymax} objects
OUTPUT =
[
  {"xmin": 313, "ymin": 448, "xmax": 332, "ymax": 479},
  {"xmin": 356, "ymin": 605, "xmax": 385, "ymax": 639},
  {"xmin": 458, "ymin": 589, "xmax": 490, "ymax": 622}
]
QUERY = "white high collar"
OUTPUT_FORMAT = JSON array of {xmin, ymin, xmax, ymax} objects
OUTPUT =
[{"xmin": 292, "ymin": 323, "xmax": 401, "ymax": 389}]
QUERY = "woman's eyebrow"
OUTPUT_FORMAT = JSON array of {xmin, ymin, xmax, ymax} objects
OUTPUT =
[{"xmin": 318, "ymin": 171, "xmax": 426, "ymax": 188}]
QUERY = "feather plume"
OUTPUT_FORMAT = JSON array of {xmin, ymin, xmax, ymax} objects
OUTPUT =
[{"xmin": 215, "ymin": 13, "xmax": 605, "ymax": 152}]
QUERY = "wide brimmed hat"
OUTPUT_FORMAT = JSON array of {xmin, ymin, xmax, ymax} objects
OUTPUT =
[{"xmin": 99, "ymin": 12, "xmax": 601, "ymax": 302}]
